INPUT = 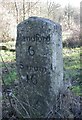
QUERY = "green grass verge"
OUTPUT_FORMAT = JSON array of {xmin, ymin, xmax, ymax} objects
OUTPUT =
[{"xmin": 63, "ymin": 47, "xmax": 81, "ymax": 96}]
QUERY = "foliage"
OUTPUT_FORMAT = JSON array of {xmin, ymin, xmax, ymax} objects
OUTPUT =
[
  {"xmin": 63, "ymin": 37, "xmax": 80, "ymax": 48},
  {"xmin": 63, "ymin": 29, "xmax": 80, "ymax": 48}
]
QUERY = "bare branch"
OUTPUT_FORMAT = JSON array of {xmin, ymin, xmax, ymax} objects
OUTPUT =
[
  {"xmin": 26, "ymin": 0, "xmax": 40, "ymax": 13},
  {"xmin": 23, "ymin": 0, "xmax": 25, "ymax": 20},
  {"xmin": 14, "ymin": 0, "xmax": 19, "ymax": 24}
]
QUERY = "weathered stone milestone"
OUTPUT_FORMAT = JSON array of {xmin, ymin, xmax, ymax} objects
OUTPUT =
[{"xmin": 16, "ymin": 17, "xmax": 63, "ymax": 118}]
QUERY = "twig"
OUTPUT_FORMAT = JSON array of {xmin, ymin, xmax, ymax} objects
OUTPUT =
[
  {"xmin": 0, "ymin": 53, "xmax": 14, "ymax": 109},
  {"xmin": 26, "ymin": 0, "xmax": 40, "ymax": 13},
  {"xmin": 11, "ymin": 102, "xmax": 25, "ymax": 118},
  {"xmin": 0, "ymin": 53, "xmax": 13, "ymax": 82},
  {"xmin": 12, "ymin": 93, "xmax": 30, "ymax": 118}
]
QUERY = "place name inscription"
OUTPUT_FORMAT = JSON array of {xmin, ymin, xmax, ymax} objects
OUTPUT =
[
  {"xmin": 26, "ymin": 65, "xmax": 47, "ymax": 72},
  {"xmin": 20, "ymin": 64, "xmax": 47, "ymax": 85},
  {"xmin": 20, "ymin": 63, "xmax": 47, "ymax": 72},
  {"xmin": 22, "ymin": 34, "xmax": 50, "ymax": 44}
]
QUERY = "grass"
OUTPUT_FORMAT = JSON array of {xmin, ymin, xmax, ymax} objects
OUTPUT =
[
  {"xmin": 0, "ymin": 45, "xmax": 81, "ymax": 95},
  {"xmin": 63, "ymin": 47, "xmax": 81, "ymax": 96},
  {"xmin": 63, "ymin": 48, "xmax": 80, "ymax": 74},
  {"xmin": 0, "ymin": 50, "xmax": 17, "ymax": 85},
  {"xmin": 70, "ymin": 85, "xmax": 82, "ymax": 96},
  {"xmin": 0, "ymin": 50, "xmax": 15, "ymax": 62},
  {"xmin": 63, "ymin": 47, "xmax": 80, "ymax": 70},
  {"xmin": 3, "ymin": 71, "xmax": 17, "ymax": 85}
]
